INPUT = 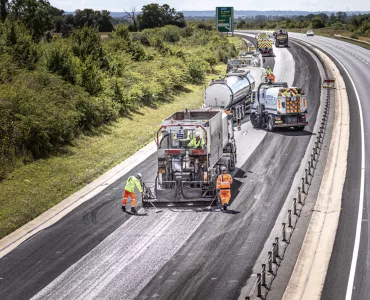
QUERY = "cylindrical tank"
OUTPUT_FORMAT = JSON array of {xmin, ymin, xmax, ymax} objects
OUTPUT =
[{"xmin": 204, "ymin": 70, "xmax": 255, "ymax": 108}]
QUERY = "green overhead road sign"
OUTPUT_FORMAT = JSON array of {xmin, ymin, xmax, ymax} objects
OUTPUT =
[{"xmin": 216, "ymin": 7, "xmax": 234, "ymax": 32}]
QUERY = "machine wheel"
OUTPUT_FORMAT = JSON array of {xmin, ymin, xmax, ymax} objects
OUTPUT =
[
  {"xmin": 293, "ymin": 126, "xmax": 305, "ymax": 131},
  {"xmin": 267, "ymin": 116, "xmax": 275, "ymax": 132},
  {"xmin": 250, "ymin": 112, "xmax": 263, "ymax": 128}
]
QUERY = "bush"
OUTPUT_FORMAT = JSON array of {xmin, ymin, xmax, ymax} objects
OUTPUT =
[
  {"xmin": 43, "ymin": 39, "xmax": 83, "ymax": 84},
  {"xmin": 0, "ymin": 70, "xmax": 86, "ymax": 164},
  {"xmin": 186, "ymin": 57, "xmax": 209, "ymax": 83}
]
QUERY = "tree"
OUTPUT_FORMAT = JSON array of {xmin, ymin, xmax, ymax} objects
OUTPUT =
[
  {"xmin": 311, "ymin": 17, "xmax": 325, "ymax": 29},
  {"xmin": 0, "ymin": 0, "xmax": 8, "ymax": 21},
  {"xmin": 74, "ymin": 9, "xmax": 113, "ymax": 32},
  {"xmin": 9, "ymin": 0, "xmax": 54, "ymax": 40},
  {"xmin": 138, "ymin": 3, "xmax": 186, "ymax": 30},
  {"xmin": 124, "ymin": 7, "xmax": 138, "ymax": 32},
  {"xmin": 99, "ymin": 10, "xmax": 114, "ymax": 32}
]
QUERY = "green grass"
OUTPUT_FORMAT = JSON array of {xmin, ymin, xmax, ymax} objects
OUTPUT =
[
  {"xmin": 0, "ymin": 65, "xmax": 225, "ymax": 239},
  {"xmin": 228, "ymin": 36, "xmax": 248, "ymax": 52}
]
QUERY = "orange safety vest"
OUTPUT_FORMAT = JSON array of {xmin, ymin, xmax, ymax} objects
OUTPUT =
[{"xmin": 216, "ymin": 173, "xmax": 233, "ymax": 189}]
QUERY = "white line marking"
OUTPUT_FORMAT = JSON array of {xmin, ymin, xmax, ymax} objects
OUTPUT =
[{"xmin": 326, "ymin": 53, "xmax": 366, "ymax": 300}]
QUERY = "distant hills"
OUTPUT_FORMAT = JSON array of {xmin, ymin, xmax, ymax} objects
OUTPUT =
[
  {"xmin": 181, "ymin": 10, "xmax": 370, "ymax": 17},
  {"xmin": 66, "ymin": 10, "xmax": 370, "ymax": 18}
]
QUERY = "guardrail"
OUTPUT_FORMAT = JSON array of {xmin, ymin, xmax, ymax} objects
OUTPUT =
[
  {"xmin": 333, "ymin": 34, "xmax": 370, "ymax": 45},
  {"xmin": 245, "ymin": 41, "xmax": 332, "ymax": 300}
]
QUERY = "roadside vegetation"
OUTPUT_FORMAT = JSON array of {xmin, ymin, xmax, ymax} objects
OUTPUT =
[
  {"xmin": 236, "ymin": 12, "xmax": 370, "ymax": 42},
  {"xmin": 0, "ymin": 1, "xmax": 238, "ymax": 238}
]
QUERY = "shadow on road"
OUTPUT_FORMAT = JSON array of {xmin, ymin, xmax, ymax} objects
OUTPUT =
[{"xmin": 270, "ymin": 128, "xmax": 314, "ymax": 136}]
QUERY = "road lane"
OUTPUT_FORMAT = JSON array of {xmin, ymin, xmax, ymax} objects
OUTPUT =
[{"xmin": 290, "ymin": 33, "xmax": 369, "ymax": 300}]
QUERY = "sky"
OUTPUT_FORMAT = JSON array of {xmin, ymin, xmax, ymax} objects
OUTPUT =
[{"xmin": 49, "ymin": 0, "xmax": 370, "ymax": 12}]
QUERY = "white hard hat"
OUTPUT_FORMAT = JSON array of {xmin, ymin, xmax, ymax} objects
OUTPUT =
[
  {"xmin": 195, "ymin": 132, "xmax": 201, "ymax": 137},
  {"xmin": 221, "ymin": 166, "xmax": 227, "ymax": 172},
  {"xmin": 136, "ymin": 173, "xmax": 142, "ymax": 179}
]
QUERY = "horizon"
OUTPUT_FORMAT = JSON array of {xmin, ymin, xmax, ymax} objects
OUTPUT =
[{"xmin": 49, "ymin": 0, "xmax": 370, "ymax": 13}]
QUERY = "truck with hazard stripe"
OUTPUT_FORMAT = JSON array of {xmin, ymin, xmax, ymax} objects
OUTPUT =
[
  {"xmin": 256, "ymin": 33, "xmax": 274, "ymax": 57},
  {"xmin": 250, "ymin": 82, "xmax": 308, "ymax": 131}
]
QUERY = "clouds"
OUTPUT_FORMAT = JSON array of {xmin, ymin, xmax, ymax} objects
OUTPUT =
[{"xmin": 49, "ymin": 0, "xmax": 370, "ymax": 12}]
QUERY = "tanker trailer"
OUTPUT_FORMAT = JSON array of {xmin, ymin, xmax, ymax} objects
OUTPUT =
[{"xmin": 204, "ymin": 68, "xmax": 255, "ymax": 128}]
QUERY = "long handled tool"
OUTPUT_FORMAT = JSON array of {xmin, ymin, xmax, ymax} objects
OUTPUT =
[
  {"xmin": 147, "ymin": 199, "xmax": 163, "ymax": 213},
  {"xmin": 204, "ymin": 193, "xmax": 220, "ymax": 211},
  {"xmin": 142, "ymin": 183, "xmax": 162, "ymax": 213}
]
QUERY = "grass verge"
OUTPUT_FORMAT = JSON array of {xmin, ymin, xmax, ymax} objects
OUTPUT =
[
  {"xmin": 0, "ymin": 65, "xmax": 225, "ymax": 239},
  {"xmin": 228, "ymin": 36, "xmax": 248, "ymax": 52}
]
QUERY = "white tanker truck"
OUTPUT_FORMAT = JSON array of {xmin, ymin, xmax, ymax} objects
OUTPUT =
[{"xmin": 204, "ymin": 67, "xmax": 267, "ymax": 128}]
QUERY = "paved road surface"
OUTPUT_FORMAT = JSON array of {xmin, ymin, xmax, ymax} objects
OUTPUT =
[
  {"xmin": 290, "ymin": 33, "xmax": 369, "ymax": 300},
  {"xmin": 0, "ymin": 42, "xmax": 321, "ymax": 300}
]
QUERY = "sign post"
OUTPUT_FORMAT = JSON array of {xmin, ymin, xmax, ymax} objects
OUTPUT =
[{"xmin": 216, "ymin": 7, "xmax": 234, "ymax": 35}]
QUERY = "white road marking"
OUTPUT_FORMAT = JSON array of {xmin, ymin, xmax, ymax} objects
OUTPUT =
[{"xmin": 324, "ymin": 53, "xmax": 366, "ymax": 300}]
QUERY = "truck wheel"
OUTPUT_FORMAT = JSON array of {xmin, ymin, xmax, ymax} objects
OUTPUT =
[
  {"xmin": 293, "ymin": 126, "xmax": 305, "ymax": 131},
  {"xmin": 250, "ymin": 112, "xmax": 262, "ymax": 128},
  {"xmin": 228, "ymin": 157, "xmax": 236, "ymax": 171},
  {"xmin": 267, "ymin": 116, "xmax": 275, "ymax": 132}
]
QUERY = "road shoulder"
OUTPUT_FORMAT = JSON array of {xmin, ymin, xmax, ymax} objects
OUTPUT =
[{"xmin": 282, "ymin": 46, "xmax": 350, "ymax": 300}]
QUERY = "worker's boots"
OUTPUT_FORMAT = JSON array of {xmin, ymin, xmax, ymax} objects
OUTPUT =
[
  {"xmin": 121, "ymin": 206, "xmax": 126, "ymax": 212},
  {"xmin": 220, "ymin": 204, "xmax": 228, "ymax": 212},
  {"xmin": 131, "ymin": 207, "xmax": 137, "ymax": 214}
]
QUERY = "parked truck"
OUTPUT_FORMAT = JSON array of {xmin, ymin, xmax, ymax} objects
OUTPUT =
[
  {"xmin": 257, "ymin": 38, "xmax": 274, "ymax": 57},
  {"xmin": 204, "ymin": 68, "xmax": 256, "ymax": 127},
  {"xmin": 142, "ymin": 109, "xmax": 237, "ymax": 207},
  {"xmin": 274, "ymin": 29, "xmax": 289, "ymax": 47},
  {"xmin": 250, "ymin": 82, "xmax": 308, "ymax": 131}
]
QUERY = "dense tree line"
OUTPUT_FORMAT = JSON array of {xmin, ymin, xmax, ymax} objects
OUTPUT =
[
  {"xmin": 0, "ymin": 2, "xmax": 236, "ymax": 180},
  {"xmin": 236, "ymin": 12, "xmax": 370, "ymax": 37}
]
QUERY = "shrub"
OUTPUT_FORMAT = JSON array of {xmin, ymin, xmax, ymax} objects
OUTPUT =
[
  {"xmin": 186, "ymin": 57, "xmax": 209, "ymax": 83},
  {"xmin": 0, "ymin": 70, "xmax": 86, "ymax": 162}
]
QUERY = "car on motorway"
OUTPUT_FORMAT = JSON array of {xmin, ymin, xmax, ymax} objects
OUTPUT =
[{"xmin": 306, "ymin": 30, "xmax": 315, "ymax": 37}]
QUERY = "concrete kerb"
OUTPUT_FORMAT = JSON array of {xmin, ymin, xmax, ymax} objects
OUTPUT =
[
  {"xmin": 282, "ymin": 48, "xmax": 349, "ymax": 299},
  {"xmin": 237, "ymin": 40, "xmax": 334, "ymax": 300},
  {"xmin": 0, "ymin": 141, "xmax": 157, "ymax": 259}
]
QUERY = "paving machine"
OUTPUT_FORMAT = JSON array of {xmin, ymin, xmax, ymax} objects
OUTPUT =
[{"xmin": 142, "ymin": 109, "xmax": 237, "ymax": 208}]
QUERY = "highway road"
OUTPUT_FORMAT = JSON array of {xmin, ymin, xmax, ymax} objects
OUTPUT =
[
  {"xmin": 0, "ymin": 41, "xmax": 321, "ymax": 300},
  {"xmin": 289, "ymin": 33, "xmax": 368, "ymax": 300}
]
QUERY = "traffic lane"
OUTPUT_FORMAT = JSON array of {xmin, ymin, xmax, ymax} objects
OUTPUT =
[
  {"xmin": 291, "ymin": 36, "xmax": 368, "ymax": 300},
  {"xmin": 135, "ymin": 44, "xmax": 321, "ymax": 300},
  {"xmin": 272, "ymin": 45, "xmax": 295, "ymax": 85},
  {"xmin": 233, "ymin": 33, "xmax": 275, "ymax": 71},
  {"xmin": 0, "ymin": 154, "xmax": 159, "ymax": 300},
  {"xmin": 291, "ymin": 33, "xmax": 370, "ymax": 68},
  {"xmin": 304, "ymin": 34, "xmax": 370, "ymax": 63}
]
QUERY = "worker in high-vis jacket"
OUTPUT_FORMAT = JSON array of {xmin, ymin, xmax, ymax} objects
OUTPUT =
[
  {"xmin": 216, "ymin": 166, "xmax": 233, "ymax": 211},
  {"xmin": 122, "ymin": 173, "xmax": 143, "ymax": 214},
  {"xmin": 187, "ymin": 132, "xmax": 205, "ymax": 149}
]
